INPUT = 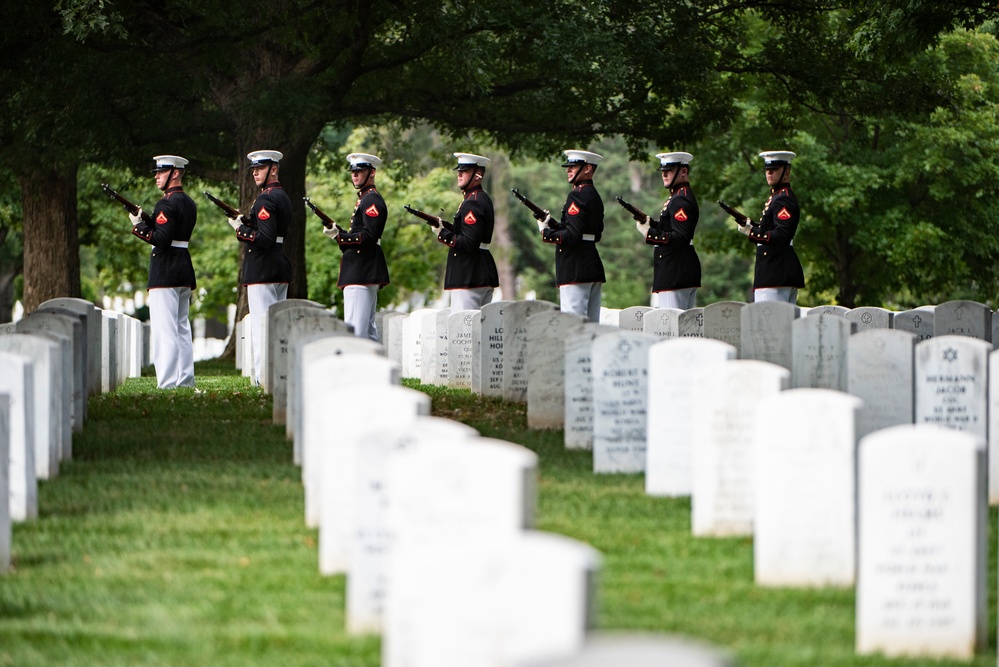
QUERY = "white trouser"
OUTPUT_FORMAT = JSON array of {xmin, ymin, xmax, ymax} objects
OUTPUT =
[
  {"xmin": 754, "ymin": 287, "xmax": 798, "ymax": 304},
  {"xmin": 654, "ymin": 288, "xmax": 698, "ymax": 310},
  {"xmin": 559, "ymin": 283, "xmax": 602, "ymax": 323},
  {"xmin": 343, "ymin": 284, "xmax": 379, "ymax": 341},
  {"xmin": 248, "ymin": 283, "xmax": 288, "ymax": 385},
  {"xmin": 449, "ymin": 287, "xmax": 494, "ymax": 312},
  {"xmin": 148, "ymin": 287, "xmax": 195, "ymax": 389}
]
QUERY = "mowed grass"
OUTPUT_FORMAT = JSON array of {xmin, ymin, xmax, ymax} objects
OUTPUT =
[{"xmin": 0, "ymin": 361, "xmax": 994, "ymax": 666}]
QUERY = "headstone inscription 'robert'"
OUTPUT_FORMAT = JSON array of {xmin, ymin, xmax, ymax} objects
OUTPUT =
[
  {"xmin": 849, "ymin": 330, "xmax": 916, "ymax": 439},
  {"xmin": 262, "ymin": 299, "xmax": 324, "ymax": 392},
  {"xmin": 524, "ymin": 634, "xmax": 738, "ymax": 667},
  {"xmin": 642, "ymin": 308, "xmax": 682, "ymax": 339},
  {"xmin": 563, "ymin": 325, "xmax": 618, "ymax": 450},
  {"xmin": 383, "ymin": 532, "xmax": 599, "ymax": 667},
  {"xmin": 856, "ymin": 425, "xmax": 987, "ymax": 659},
  {"xmin": 318, "ymin": 385, "xmax": 430, "ymax": 574},
  {"xmin": 618, "ymin": 306, "xmax": 652, "ymax": 332},
  {"xmin": 503, "ymin": 301, "xmax": 558, "ymax": 403},
  {"xmin": 527, "ymin": 311, "xmax": 587, "ymax": 429},
  {"xmin": 270, "ymin": 307, "xmax": 344, "ymax": 422},
  {"xmin": 691, "ymin": 360, "xmax": 789, "ymax": 537},
  {"xmin": 846, "ymin": 306, "xmax": 894, "ymax": 332},
  {"xmin": 0, "ymin": 352, "xmax": 36, "ymax": 522},
  {"xmin": 755, "ymin": 389, "xmax": 861, "ymax": 587},
  {"xmin": 914, "ymin": 335, "xmax": 989, "ymax": 439},
  {"xmin": 291, "ymin": 336, "xmax": 384, "ymax": 458},
  {"xmin": 0, "ymin": 334, "xmax": 59, "ymax": 481},
  {"xmin": 592, "ymin": 331, "xmax": 657, "ymax": 473},
  {"xmin": 934, "ymin": 300, "xmax": 991, "ymax": 343},
  {"xmin": 679, "ymin": 308, "xmax": 704, "ymax": 338},
  {"xmin": 790, "ymin": 313, "xmax": 853, "ymax": 391},
  {"xmin": 0, "ymin": 395, "xmax": 8, "ymax": 571},
  {"xmin": 301, "ymin": 355, "xmax": 403, "ymax": 528},
  {"xmin": 447, "ymin": 310, "xmax": 477, "ymax": 389},
  {"xmin": 480, "ymin": 301, "xmax": 510, "ymax": 398},
  {"xmin": 646, "ymin": 338, "xmax": 736, "ymax": 497},
  {"xmin": 38, "ymin": 297, "xmax": 99, "ymax": 397},
  {"xmin": 894, "ymin": 308, "xmax": 934, "ymax": 342},
  {"xmin": 740, "ymin": 301, "xmax": 798, "ymax": 370},
  {"xmin": 347, "ymin": 418, "xmax": 481, "ymax": 634},
  {"xmin": 702, "ymin": 301, "xmax": 744, "ymax": 355}
]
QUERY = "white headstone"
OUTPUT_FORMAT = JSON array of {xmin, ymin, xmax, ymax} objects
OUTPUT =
[
  {"xmin": 503, "ymin": 301, "xmax": 558, "ymax": 402},
  {"xmin": 599, "ymin": 307, "xmax": 620, "ymax": 326},
  {"xmin": 38, "ymin": 297, "xmax": 99, "ymax": 397},
  {"xmin": 646, "ymin": 339, "xmax": 736, "ymax": 496},
  {"xmin": 262, "ymin": 299, "xmax": 324, "ymax": 392},
  {"xmin": 641, "ymin": 308, "xmax": 682, "ymax": 339},
  {"xmin": 848, "ymin": 329, "xmax": 916, "ymax": 439},
  {"xmin": 480, "ymin": 301, "xmax": 510, "ymax": 397},
  {"xmin": 790, "ymin": 313, "xmax": 852, "ymax": 390},
  {"xmin": 934, "ymin": 300, "xmax": 991, "ymax": 342},
  {"xmin": 402, "ymin": 309, "xmax": 436, "ymax": 380},
  {"xmin": 100, "ymin": 311, "xmax": 119, "ymax": 393},
  {"xmin": 846, "ymin": 306, "xmax": 894, "ymax": 332},
  {"xmin": 0, "ymin": 353, "xmax": 36, "ymax": 522},
  {"xmin": 702, "ymin": 301, "xmax": 745, "ymax": 355},
  {"xmin": 894, "ymin": 308, "xmax": 934, "ymax": 342},
  {"xmin": 447, "ymin": 310, "xmax": 477, "ymax": 389},
  {"xmin": 755, "ymin": 388, "xmax": 861, "ymax": 587},
  {"xmin": 384, "ymin": 312, "xmax": 407, "ymax": 366},
  {"xmin": 856, "ymin": 425, "xmax": 987, "ymax": 659},
  {"xmin": 678, "ymin": 307, "xmax": 704, "ymax": 338},
  {"xmin": 563, "ymin": 325, "xmax": 618, "ymax": 450},
  {"xmin": 270, "ymin": 307, "xmax": 345, "ymax": 422},
  {"xmin": 20, "ymin": 310, "xmax": 86, "ymax": 431},
  {"xmin": 0, "ymin": 395, "xmax": 8, "ymax": 570},
  {"xmin": 914, "ymin": 335, "xmax": 989, "ymax": 439},
  {"xmin": 420, "ymin": 308, "xmax": 450, "ymax": 385},
  {"xmin": 527, "ymin": 311, "xmax": 587, "ymax": 429},
  {"xmin": 691, "ymin": 360, "xmax": 789, "ymax": 536},
  {"xmin": 618, "ymin": 306, "xmax": 652, "ymax": 332},
  {"xmin": 0, "ymin": 334, "xmax": 59, "ymax": 480},
  {"xmin": 740, "ymin": 301, "xmax": 798, "ymax": 370},
  {"xmin": 591, "ymin": 331, "xmax": 657, "ymax": 473}
]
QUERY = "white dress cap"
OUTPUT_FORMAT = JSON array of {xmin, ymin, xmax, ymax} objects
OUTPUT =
[
  {"xmin": 247, "ymin": 150, "xmax": 284, "ymax": 167},
  {"xmin": 453, "ymin": 152, "xmax": 491, "ymax": 170},
  {"xmin": 347, "ymin": 153, "xmax": 382, "ymax": 171},
  {"xmin": 151, "ymin": 155, "xmax": 189, "ymax": 171},
  {"xmin": 759, "ymin": 150, "xmax": 796, "ymax": 166},
  {"xmin": 656, "ymin": 152, "xmax": 693, "ymax": 169},
  {"xmin": 561, "ymin": 149, "xmax": 603, "ymax": 167}
]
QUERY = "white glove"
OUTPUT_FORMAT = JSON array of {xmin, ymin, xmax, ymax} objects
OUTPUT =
[
  {"xmin": 228, "ymin": 214, "xmax": 243, "ymax": 232},
  {"xmin": 736, "ymin": 221, "xmax": 752, "ymax": 237},
  {"xmin": 129, "ymin": 209, "xmax": 143, "ymax": 227},
  {"xmin": 636, "ymin": 218, "xmax": 650, "ymax": 238},
  {"xmin": 322, "ymin": 224, "xmax": 339, "ymax": 240},
  {"xmin": 428, "ymin": 217, "xmax": 442, "ymax": 232}
]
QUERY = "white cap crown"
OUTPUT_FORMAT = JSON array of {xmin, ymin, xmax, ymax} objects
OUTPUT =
[
  {"xmin": 453, "ymin": 152, "xmax": 491, "ymax": 170},
  {"xmin": 151, "ymin": 155, "xmax": 188, "ymax": 171},
  {"xmin": 759, "ymin": 150, "xmax": 796, "ymax": 166},
  {"xmin": 347, "ymin": 153, "xmax": 382, "ymax": 171},
  {"xmin": 247, "ymin": 150, "xmax": 283, "ymax": 168},
  {"xmin": 656, "ymin": 152, "xmax": 693, "ymax": 169},
  {"xmin": 561, "ymin": 149, "xmax": 603, "ymax": 167}
]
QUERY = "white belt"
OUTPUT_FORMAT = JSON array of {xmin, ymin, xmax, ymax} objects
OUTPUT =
[
  {"xmin": 479, "ymin": 243, "xmax": 490, "ymax": 249},
  {"xmin": 582, "ymin": 234, "xmax": 596, "ymax": 242},
  {"xmin": 276, "ymin": 236, "xmax": 285, "ymax": 244},
  {"xmin": 171, "ymin": 240, "xmax": 189, "ymax": 248},
  {"xmin": 377, "ymin": 239, "xmax": 382, "ymax": 246}
]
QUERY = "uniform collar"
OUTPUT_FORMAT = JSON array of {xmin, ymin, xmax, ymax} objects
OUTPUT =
[
  {"xmin": 164, "ymin": 185, "xmax": 184, "ymax": 195},
  {"xmin": 770, "ymin": 183, "xmax": 791, "ymax": 195},
  {"xmin": 357, "ymin": 185, "xmax": 378, "ymax": 197},
  {"xmin": 573, "ymin": 179, "xmax": 594, "ymax": 188},
  {"xmin": 670, "ymin": 182, "xmax": 690, "ymax": 194},
  {"xmin": 261, "ymin": 180, "xmax": 283, "ymax": 192},
  {"xmin": 463, "ymin": 184, "xmax": 483, "ymax": 199}
]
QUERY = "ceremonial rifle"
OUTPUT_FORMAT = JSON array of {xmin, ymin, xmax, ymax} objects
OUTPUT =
[
  {"xmin": 101, "ymin": 184, "xmax": 154, "ymax": 225},
  {"xmin": 615, "ymin": 196, "xmax": 653, "ymax": 223},
  {"xmin": 718, "ymin": 200, "xmax": 752, "ymax": 226},
  {"xmin": 304, "ymin": 197, "xmax": 347, "ymax": 234},
  {"xmin": 511, "ymin": 188, "xmax": 556, "ymax": 228},
  {"xmin": 203, "ymin": 191, "xmax": 240, "ymax": 219},
  {"xmin": 403, "ymin": 205, "xmax": 453, "ymax": 232}
]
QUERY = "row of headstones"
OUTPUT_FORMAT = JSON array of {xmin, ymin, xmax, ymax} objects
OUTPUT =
[
  {"xmin": 374, "ymin": 300, "xmax": 996, "ymax": 660},
  {"xmin": 241, "ymin": 299, "xmax": 734, "ymax": 666},
  {"xmin": 0, "ymin": 297, "xmax": 143, "ymax": 573}
]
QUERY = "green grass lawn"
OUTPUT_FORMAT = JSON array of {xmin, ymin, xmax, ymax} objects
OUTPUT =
[{"xmin": 0, "ymin": 360, "xmax": 994, "ymax": 666}]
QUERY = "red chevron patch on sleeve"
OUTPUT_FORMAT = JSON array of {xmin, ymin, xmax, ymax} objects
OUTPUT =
[
  {"xmin": 258, "ymin": 207, "xmax": 271, "ymax": 220},
  {"xmin": 365, "ymin": 204, "xmax": 379, "ymax": 217},
  {"xmin": 674, "ymin": 208, "xmax": 688, "ymax": 222},
  {"xmin": 567, "ymin": 202, "xmax": 580, "ymax": 216},
  {"xmin": 464, "ymin": 211, "xmax": 477, "ymax": 224},
  {"xmin": 777, "ymin": 207, "xmax": 791, "ymax": 220},
  {"xmin": 156, "ymin": 211, "xmax": 168, "ymax": 224}
]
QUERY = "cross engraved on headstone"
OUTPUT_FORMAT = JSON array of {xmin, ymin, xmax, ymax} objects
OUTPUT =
[
  {"xmin": 697, "ymin": 313, "xmax": 704, "ymax": 326},
  {"xmin": 861, "ymin": 312, "xmax": 873, "ymax": 324},
  {"xmin": 913, "ymin": 315, "xmax": 923, "ymax": 328}
]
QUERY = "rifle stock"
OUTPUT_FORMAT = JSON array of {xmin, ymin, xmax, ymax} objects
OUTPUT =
[
  {"xmin": 404, "ymin": 204, "xmax": 452, "ymax": 232},
  {"xmin": 304, "ymin": 197, "xmax": 346, "ymax": 234},
  {"xmin": 101, "ymin": 184, "xmax": 154, "ymax": 225},
  {"xmin": 615, "ymin": 196, "xmax": 651, "ymax": 222},
  {"xmin": 718, "ymin": 200, "xmax": 751, "ymax": 226},
  {"xmin": 203, "ymin": 191, "xmax": 240, "ymax": 219}
]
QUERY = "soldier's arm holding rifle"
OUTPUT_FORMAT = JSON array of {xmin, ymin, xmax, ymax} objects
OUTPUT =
[
  {"xmin": 101, "ymin": 183, "xmax": 155, "ymax": 226},
  {"xmin": 404, "ymin": 204, "xmax": 453, "ymax": 232}
]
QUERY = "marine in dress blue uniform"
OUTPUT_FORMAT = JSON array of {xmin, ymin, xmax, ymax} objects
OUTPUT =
[
  {"xmin": 735, "ymin": 151, "xmax": 805, "ymax": 303},
  {"xmin": 129, "ymin": 154, "xmax": 196, "ymax": 389},
  {"xmin": 538, "ymin": 149, "xmax": 606, "ymax": 322},
  {"xmin": 322, "ymin": 153, "xmax": 390, "ymax": 340},
  {"xmin": 425, "ymin": 153, "xmax": 499, "ymax": 311},
  {"xmin": 636, "ymin": 151, "xmax": 701, "ymax": 310},
  {"xmin": 229, "ymin": 149, "xmax": 292, "ymax": 384}
]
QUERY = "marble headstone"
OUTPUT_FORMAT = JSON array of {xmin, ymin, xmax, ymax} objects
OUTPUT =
[
  {"xmin": 678, "ymin": 308, "xmax": 704, "ymax": 338},
  {"xmin": 563, "ymin": 325, "xmax": 618, "ymax": 450},
  {"xmin": 447, "ymin": 310, "xmax": 477, "ymax": 389},
  {"xmin": 618, "ymin": 306, "xmax": 652, "ymax": 332},
  {"xmin": 934, "ymin": 300, "xmax": 991, "ymax": 343},
  {"xmin": 527, "ymin": 311, "xmax": 587, "ymax": 429},
  {"xmin": 642, "ymin": 308, "xmax": 682, "ymax": 340},
  {"xmin": 702, "ymin": 301, "xmax": 744, "ymax": 355},
  {"xmin": 849, "ymin": 330, "xmax": 916, "ymax": 439},
  {"xmin": 740, "ymin": 301, "xmax": 798, "ymax": 370},
  {"xmin": 791, "ymin": 313, "xmax": 853, "ymax": 390},
  {"xmin": 846, "ymin": 306, "xmax": 893, "ymax": 333},
  {"xmin": 502, "ymin": 300, "xmax": 558, "ymax": 403},
  {"xmin": 480, "ymin": 301, "xmax": 510, "ymax": 398},
  {"xmin": 0, "ymin": 353, "xmax": 36, "ymax": 522},
  {"xmin": 914, "ymin": 335, "xmax": 989, "ymax": 439},
  {"xmin": 895, "ymin": 308, "xmax": 934, "ymax": 342}
]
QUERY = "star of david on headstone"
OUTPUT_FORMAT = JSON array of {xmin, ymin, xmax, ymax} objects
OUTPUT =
[
  {"xmin": 943, "ymin": 347, "xmax": 958, "ymax": 362},
  {"xmin": 722, "ymin": 307, "xmax": 732, "ymax": 319}
]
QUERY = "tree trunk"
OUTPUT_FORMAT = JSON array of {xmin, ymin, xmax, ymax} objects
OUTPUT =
[{"xmin": 20, "ymin": 163, "xmax": 81, "ymax": 313}]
